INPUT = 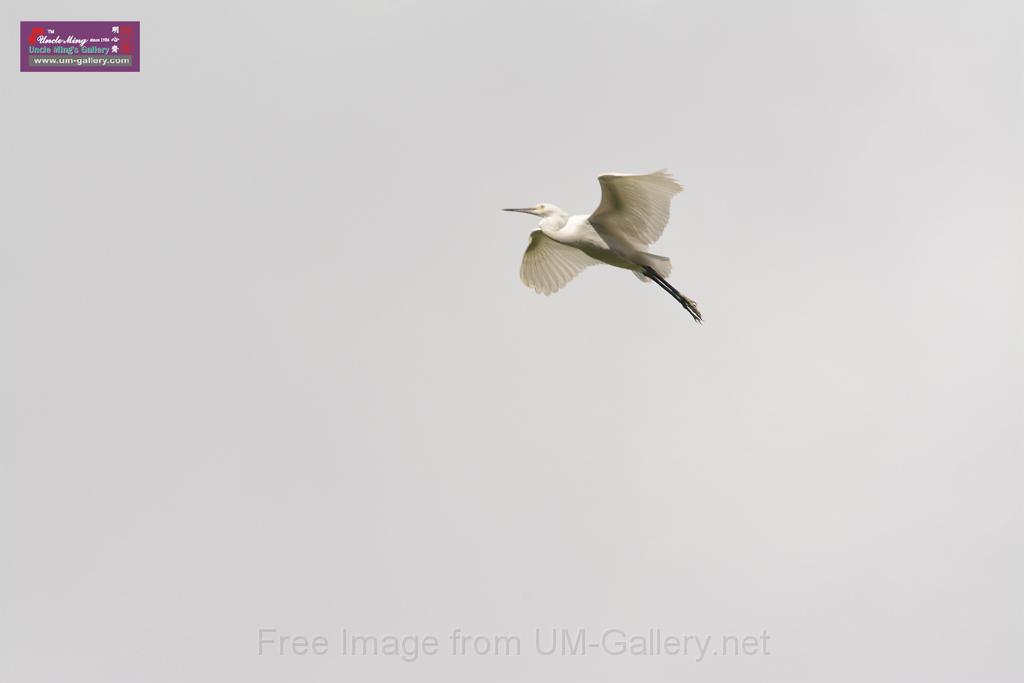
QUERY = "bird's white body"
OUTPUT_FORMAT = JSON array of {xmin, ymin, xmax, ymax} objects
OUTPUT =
[
  {"xmin": 539, "ymin": 212, "xmax": 638, "ymax": 271},
  {"xmin": 504, "ymin": 169, "xmax": 702, "ymax": 322}
]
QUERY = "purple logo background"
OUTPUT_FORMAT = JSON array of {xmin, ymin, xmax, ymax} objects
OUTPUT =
[{"xmin": 21, "ymin": 21, "xmax": 140, "ymax": 72}]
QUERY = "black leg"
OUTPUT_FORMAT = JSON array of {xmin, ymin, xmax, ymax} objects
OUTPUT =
[{"xmin": 642, "ymin": 267, "xmax": 703, "ymax": 324}]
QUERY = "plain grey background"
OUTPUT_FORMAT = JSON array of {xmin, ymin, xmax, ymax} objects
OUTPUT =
[{"xmin": 2, "ymin": 1, "xmax": 1022, "ymax": 681}]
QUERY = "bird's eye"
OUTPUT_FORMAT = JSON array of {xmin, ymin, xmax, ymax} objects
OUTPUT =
[{"xmin": 538, "ymin": 204, "xmax": 545, "ymax": 209}]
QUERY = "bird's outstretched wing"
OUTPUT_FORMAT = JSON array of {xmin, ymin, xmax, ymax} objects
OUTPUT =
[
  {"xmin": 588, "ymin": 170, "xmax": 683, "ymax": 248},
  {"xmin": 520, "ymin": 230, "xmax": 600, "ymax": 295}
]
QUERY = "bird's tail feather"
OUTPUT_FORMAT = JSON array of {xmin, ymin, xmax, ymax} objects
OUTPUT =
[{"xmin": 633, "ymin": 254, "xmax": 672, "ymax": 282}]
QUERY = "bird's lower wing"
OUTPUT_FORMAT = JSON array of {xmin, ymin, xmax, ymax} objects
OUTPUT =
[
  {"xmin": 588, "ymin": 170, "xmax": 683, "ymax": 248},
  {"xmin": 520, "ymin": 230, "xmax": 600, "ymax": 295}
]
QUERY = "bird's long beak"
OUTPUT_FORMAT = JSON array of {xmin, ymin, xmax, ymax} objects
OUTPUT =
[{"xmin": 503, "ymin": 207, "xmax": 538, "ymax": 215}]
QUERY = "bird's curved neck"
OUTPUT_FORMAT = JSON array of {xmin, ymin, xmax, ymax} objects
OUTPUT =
[{"xmin": 539, "ymin": 211, "xmax": 569, "ymax": 235}]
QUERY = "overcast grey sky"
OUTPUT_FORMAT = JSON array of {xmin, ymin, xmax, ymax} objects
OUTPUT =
[{"xmin": 2, "ymin": 1, "xmax": 1022, "ymax": 681}]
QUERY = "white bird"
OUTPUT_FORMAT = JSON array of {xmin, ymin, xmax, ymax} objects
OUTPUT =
[{"xmin": 504, "ymin": 170, "xmax": 702, "ymax": 323}]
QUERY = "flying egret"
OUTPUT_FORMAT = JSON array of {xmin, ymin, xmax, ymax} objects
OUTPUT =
[{"xmin": 504, "ymin": 170, "xmax": 702, "ymax": 323}]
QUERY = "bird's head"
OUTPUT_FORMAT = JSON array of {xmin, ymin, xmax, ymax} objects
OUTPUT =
[{"xmin": 502, "ymin": 203, "xmax": 564, "ymax": 218}]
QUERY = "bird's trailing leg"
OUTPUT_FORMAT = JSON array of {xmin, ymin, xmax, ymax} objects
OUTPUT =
[{"xmin": 642, "ymin": 266, "xmax": 703, "ymax": 324}]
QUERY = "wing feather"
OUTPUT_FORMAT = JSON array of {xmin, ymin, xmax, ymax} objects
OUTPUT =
[
  {"xmin": 520, "ymin": 231, "xmax": 600, "ymax": 295},
  {"xmin": 588, "ymin": 170, "xmax": 683, "ymax": 247}
]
